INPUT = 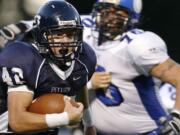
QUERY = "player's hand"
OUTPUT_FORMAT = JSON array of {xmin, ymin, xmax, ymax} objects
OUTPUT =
[
  {"xmin": 91, "ymin": 72, "xmax": 111, "ymax": 90},
  {"xmin": 64, "ymin": 97, "xmax": 84, "ymax": 125},
  {"xmin": 159, "ymin": 110, "xmax": 180, "ymax": 135},
  {"xmin": 84, "ymin": 126, "xmax": 97, "ymax": 135}
]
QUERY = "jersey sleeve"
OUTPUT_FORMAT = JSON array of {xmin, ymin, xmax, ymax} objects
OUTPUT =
[
  {"xmin": 127, "ymin": 31, "xmax": 169, "ymax": 76},
  {"xmin": 0, "ymin": 41, "xmax": 43, "ymax": 93}
]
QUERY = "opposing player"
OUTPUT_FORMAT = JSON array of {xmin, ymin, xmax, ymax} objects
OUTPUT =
[
  {"xmin": 83, "ymin": 0, "xmax": 180, "ymax": 134},
  {"xmin": 0, "ymin": 20, "xmax": 34, "ymax": 49},
  {"xmin": 0, "ymin": 0, "xmax": 96, "ymax": 135}
]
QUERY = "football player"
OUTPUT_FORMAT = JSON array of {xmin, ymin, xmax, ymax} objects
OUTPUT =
[
  {"xmin": 0, "ymin": 0, "xmax": 96, "ymax": 135},
  {"xmin": 0, "ymin": 20, "xmax": 34, "ymax": 49},
  {"xmin": 83, "ymin": 0, "xmax": 180, "ymax": 134}
]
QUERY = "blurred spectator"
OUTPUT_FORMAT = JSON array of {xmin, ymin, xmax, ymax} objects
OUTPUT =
[
  {"xmin": 21, "ymin": 0, "xmax": 49, "ymax": 19},
  {"xmin": 0, "ymin": 0, "xmax": 48, "ymax": 26},
  {"xmin": 0, "ymin": 0, "xmax": 22, "ymax": 26}
]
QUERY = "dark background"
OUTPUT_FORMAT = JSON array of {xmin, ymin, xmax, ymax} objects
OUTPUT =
[
  {"xmin": 67, "ymin": 0, "xmax": 180, "ymax": 63},
  {"xmin": 0, "ymin": 0, "xmax": 179, "ymax": 62}
]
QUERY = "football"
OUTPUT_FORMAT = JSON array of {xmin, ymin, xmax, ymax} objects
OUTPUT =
[{"xmin": 28, "ymin": 93, "xmax": 79, "ymax": 114}]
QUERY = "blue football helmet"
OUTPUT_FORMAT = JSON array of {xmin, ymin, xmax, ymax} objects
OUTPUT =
[
  {"xmin": 92, "ymin": 0, "xmax": 142, "ymax": 44},
  {"xmin": 34, "ymin": 0, "xmax": 83, "ymax": 69}
]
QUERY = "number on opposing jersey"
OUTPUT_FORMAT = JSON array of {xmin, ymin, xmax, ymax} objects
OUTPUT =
[
  {"xmin": 120, "ymin": 29, "xmax": 144, "ymax": 44},
  {"xmin": 95, "ymin": 65, "xmax": 123, "ymax": 106},
  {"xmin": 96, "ymin": 83, "xmax": 123, "ymax": 106}
]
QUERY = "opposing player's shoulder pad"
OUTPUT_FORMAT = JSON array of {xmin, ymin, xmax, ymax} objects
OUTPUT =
[{"xmin": 127, "ymin": 31, "xmax": 167, "ymax": 59}]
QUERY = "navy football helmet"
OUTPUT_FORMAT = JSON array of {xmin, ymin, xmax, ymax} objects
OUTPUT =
[
  {"xmin": 34, "ymin": 0, "xmax": 83, "ymax": 70},
  {"xmin": 92, "ymin": 0, "xmax": 142, "ymax": 44}
]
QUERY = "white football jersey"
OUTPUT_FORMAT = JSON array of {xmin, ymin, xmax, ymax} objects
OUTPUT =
[{"xmin": 81, "ymin": 15, "xmax": 170, "ymax": 134}]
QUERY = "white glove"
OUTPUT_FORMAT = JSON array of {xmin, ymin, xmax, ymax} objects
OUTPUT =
[{"xmin": 159, "ymin": 109, "xmax": 180, "ymax": 135}]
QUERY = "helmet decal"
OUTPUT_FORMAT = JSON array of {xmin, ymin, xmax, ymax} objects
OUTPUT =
[
  {"xmin": 34, "ymin": 15, "xmax": 41, "ymax": 26},
  {"xmin": 57, "ymin": 20, "xmax": 77, "ymax": 26}
]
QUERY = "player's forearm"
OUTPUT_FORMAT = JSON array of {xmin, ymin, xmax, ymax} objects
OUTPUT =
[
  {"xmin": 77, "ymin": 86, "xmax": 94, "ymax": 128},
  {"xmin": 174, "ymin": 80, "xmax": 180, "ymax": 109},
  {"xmin": 83, "ymin": 87, "xmax": 89, "ymax": 109},
  {"xmin": 9, "ymin": 111, "xmax": 48, "ymax": 133},
  {"xmin": 150, "ymin": 59, "xmax": 180, "ymax": 109},
  {"xmin": 76, "ymin": 86, "xmax": 89, "ymax": 108},
  {"xmin": 9, "ymin": 111, "xmax": 69, "ymax": 133}
]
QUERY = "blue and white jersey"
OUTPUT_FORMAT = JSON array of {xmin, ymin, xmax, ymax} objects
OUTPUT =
[
  {"xmin": 82, "ymin": 15, "xmax": 170, "ymax": 134},
  {"xmin": 0, "ymin": 41, "xmax": 96, "ymax": 133},
  {"xmin": 159, "ymin": 83, "xmax": 176, "ymax": 111}
]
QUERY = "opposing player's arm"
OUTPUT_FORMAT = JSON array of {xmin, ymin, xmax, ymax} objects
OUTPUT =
[
  {"xmin": 76, "ymin": 85, "xmax": 89, "ymax": 108},
  {"xmin": 76, "ymin": 85, "xmax": 96, "ymax": 135},
  {"xmin": 150, "ymin": 58, "xmax": 180, "ymax": 135},
  {"xmin": 0, "ymin": 20, "xmax": 34, "ymax": 48},
  {"xmin": 8, "ymin": 90, "xmax": 47, "ymax": 133},
  {"xmin": 150, "ymin": 58, "xmax": 180, "ymax": 109}
]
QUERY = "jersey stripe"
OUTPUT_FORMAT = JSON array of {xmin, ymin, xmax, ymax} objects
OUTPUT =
[{"xmin": 133, "ymin": 75, "xmax": 167, "ymax": 124}]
